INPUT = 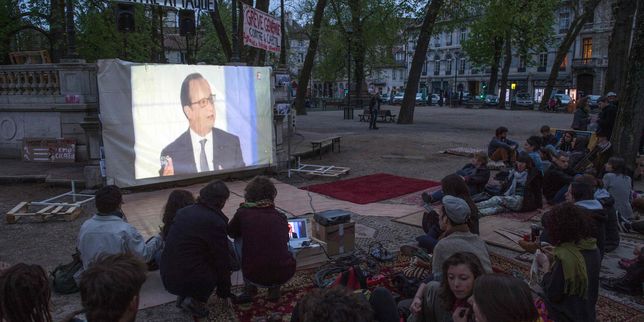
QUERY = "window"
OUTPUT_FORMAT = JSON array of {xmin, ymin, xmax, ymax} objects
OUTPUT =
[
  {"xmin": 559, "ymin": 8, "xmax": 570, "ymax": 33},
  {"xmin": 393, "ymin": 69, "xmax": 396, "ymax": 80},
  {"xmin": 446, "ymin": 32, "xmax": 452, "ymax": 46},
  {"xmin": 560, "ymin": 54, "xmax": 568, "ymax": 71},
  {"xmin": 460, "ymin": 28, "xmax": 467, "ymax": 43},
  {"xmin": 399, "ymin": 70, "xmax": 404, "ymax": 79},
  {"xmin": 422, "ymin": 61, "xmax": 427, "ymax": 76},
  {"xmin": 434, "ymin": 36, "xmax": 440, "ymax": 47},
  {"xmin": 434, "ymin": 60, "xmax": 440, "ymax": 75},
  {"xmin": 582, "ymin": 38, "xmax": 593, "ymax": 62},
  {"xmin": 446, "ymin": 59, "xmax": 452, "ymax": 75},
  {"xmin": 538, "ymin": 53, "xmax": 547, "ymax": 72},
  {"xmin": 518, "ymin": 56, "xmax": 526, "ymax": 72},
  {"xmin": 298, "ymin": 53, "xmax": 304, "ymax": 63},
  {"xmin": 459, "ymin": 58, "xmax": 465, "ymax": 74}
]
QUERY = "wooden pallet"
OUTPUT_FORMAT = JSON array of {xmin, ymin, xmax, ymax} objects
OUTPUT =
[{"xmin": 6, "ymin": 202, "xmax": 82, "ymax": 224}]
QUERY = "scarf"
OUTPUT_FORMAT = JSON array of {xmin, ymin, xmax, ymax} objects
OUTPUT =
[
  {"xmin": 239, "ymin": 199, "xmax": 274, "ymax": 208},
  {"xmin": 553, "ymin": 238, "xmax": 597, "ymax": 298}
]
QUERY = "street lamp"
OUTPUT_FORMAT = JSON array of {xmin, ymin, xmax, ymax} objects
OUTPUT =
[
  {"xmin": 345, "ymin": 27, "xmax": 353, "ymax": 119},
  {"xmin": 453, "ymin": 51, "xmax": 459, "ymax": 107}
]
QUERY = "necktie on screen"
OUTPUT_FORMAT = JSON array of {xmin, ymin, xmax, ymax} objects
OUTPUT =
[{"xmin": 199, "ymin": 139, "xmax": 208, "ymax": 172}]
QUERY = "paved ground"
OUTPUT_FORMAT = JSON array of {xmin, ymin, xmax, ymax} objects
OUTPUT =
[{"xmin": 0, "ymin": 104, "xmax": 641, "ymax": 321}]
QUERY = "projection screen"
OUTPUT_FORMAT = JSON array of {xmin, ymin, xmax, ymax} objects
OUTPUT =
[{"xmin": 98, "ymin": 60, "xmax": 275, "ymax": 187}]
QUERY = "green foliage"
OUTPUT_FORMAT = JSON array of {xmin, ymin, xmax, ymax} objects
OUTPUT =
[
  {"xmin": 195, "ymin": 1, "xmax": 232, "ymax": 64},
  {"xmin": 462, "ymin": 0, "xmax": 557, "ymax": 69}
]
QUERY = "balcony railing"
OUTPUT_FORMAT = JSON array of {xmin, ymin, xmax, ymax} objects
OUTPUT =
[
  {"xmin": 517, "ymin": 67, "xmax": 526, "ymax": 73},
  {"xmin": 537, "ymin": 66, "xmax": 547, "ymax": 72},
  {"xmin": 572, "ymin": 57, "xmax": 608, "ymax": 68},
  {"xmin": 0, "ymin": 64, "xmax": 61, "ymax": 95}
]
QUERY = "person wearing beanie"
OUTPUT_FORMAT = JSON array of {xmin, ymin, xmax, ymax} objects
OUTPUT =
[{"xmin": 77, "ymin": 185, "xmax": 163, "ymax": 283}]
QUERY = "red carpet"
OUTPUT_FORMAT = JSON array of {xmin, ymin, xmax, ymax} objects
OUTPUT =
[{"xmin": 303, "ymin": 173, "xmax": 440, "ymax": 204}]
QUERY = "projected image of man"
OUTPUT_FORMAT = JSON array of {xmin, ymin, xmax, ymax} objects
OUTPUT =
[{"xmin": 160, "ymin": 73, "xmax": 245, "ymax": 176}]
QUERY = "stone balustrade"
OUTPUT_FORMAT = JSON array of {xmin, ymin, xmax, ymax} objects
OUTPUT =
[{"xmin": 0, "ymin": 65, "xmax": 61, "ymax": 96}]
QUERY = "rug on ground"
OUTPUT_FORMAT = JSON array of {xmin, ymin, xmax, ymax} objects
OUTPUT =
[
  {"xmin": 209, "ymin": 252, "xmax": 643, "ymax": 322},
  {"xmin": 302, "ymin": 173, "xmax": 440, "ymax": 205}
]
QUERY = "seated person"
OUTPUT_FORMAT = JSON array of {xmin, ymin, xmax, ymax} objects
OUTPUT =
[
  {"xmin": 462, "ymin": 274, "xmax": 539, "ymax": 322},
  {"xmin": 161, "ymin": 181, "xmax": 235, "ymax": 318},
  {"xmin": 541, "ymin": 125, "xmax": 558, "ymax": 148},
  {"xmin": 487, "ymin": 126, "xmax": 518, "ymax": 163},
  {"xmin": 543, "ymin": 152, "xmax": 573, "ymax": 204},
  {"xmin": 524, "ymin": 136, "xmax": 544, "ymax": 175},
  {"xmin": 407, "ymin": 252, "xmax": 485, "ymax": 322},
  {"xmin": 422, "ymin": 152, "xmax": 490, "ymax": 203},
  {"xmin": 476, "ymin": 152, "xmax": 543, "ymax": 217},
  {"xmin": 601, "ymin": 244, "xmax": 643, "ymax": 296},
  {"xmin": 77, "ymin": 185, "xmax": 162, "ymax": 281},
  {"xmin": 160, "ymin": 189, "xmax": 195, "ymax": 240},
  {"xmin": 78, "ymin": 253, "xmax": 147, "ymax": 322},
  {"xmin": 0, "ymin": 263, "xmax": 53, "ymax": 322},
  {"xmin": 228, "ymin": 176, "xmax": 296, "ymax": 303},
  {"xmin": 417, "ymin": 174, "xmax": 480, "ymax": 253},
  {"xmin": 556, "ymin": 131, "xmax": 575, "ymax": 153},
  {"xmin": 536, "ymin": 203, "xmax": 600, "ymax": 322},
  {"xmin": 291, "ymin": 287, "xmax": 398, "ymax": 322}
]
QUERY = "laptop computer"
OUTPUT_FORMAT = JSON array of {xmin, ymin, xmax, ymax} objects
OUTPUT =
[{"xmin": 288, "ymin": 218, "xmax": 311, "ymax": 249}]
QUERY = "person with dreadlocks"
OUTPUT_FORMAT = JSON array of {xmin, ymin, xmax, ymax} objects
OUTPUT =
[
  {"xmin": 228, "ymin": 176, "xmax": 296, "ymax": 303},
  {"xmin": 0, "ymin": 263, "xmax": 53, "ymax": 322}
]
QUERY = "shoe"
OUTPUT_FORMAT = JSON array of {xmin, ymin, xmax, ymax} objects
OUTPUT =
[
  {"xmin": 600, "ymin": 278, "xmax": 642, "ymax": 296},
  {"xmin": 518, "ymin": 240, "xmax": 539, "ymax": 254},
  {"xmin": 233, "ymin": 284, "xmax": 258, "ymax": 304},
  {"xmin": 267, "ymin": 286, "xmax": 281, "ymax": 302},
  {"xmin": 618, "ymin": 220, "xmax": 632, "ymax": 233},
  {"xmin": 421, "ymin": 192, "xmax": 434, "ymax": 204},
  {"xmin": 180, "ymin": 297, "xmax": 209, "ymax": 318}
]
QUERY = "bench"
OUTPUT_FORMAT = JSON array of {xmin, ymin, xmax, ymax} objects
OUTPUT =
[
  {"xmin": 311, "ymin": 136, "xmax": 342, "ymax": 159},
  {"xmin": 358, "ymin": 110, "xmax": 397, "ymax": 123}
]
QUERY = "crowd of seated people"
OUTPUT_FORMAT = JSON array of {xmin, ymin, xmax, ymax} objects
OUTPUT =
[{"xmin": 2, "ymin": 91, "xmax": 642, "ymax": 321}]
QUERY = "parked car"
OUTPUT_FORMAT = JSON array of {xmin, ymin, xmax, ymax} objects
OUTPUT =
[
  {"xmin": 415, "ymin": 93, "xmax": 426, "ymax": 105},
  {"xmin": 392, "ymin": 93, "xmax": 404, "ymax": 104},
  {"xmin": 483, "ymin": 94, "xmax": 500, "ymax": 106},
  {"xmin": 461, "ymin": 92, "xmax": 472, "ymax": 102},
  {"xmin": 379, "ymin": 93, "xmax": 390, "ymax": 103},
  {"xmin": 430, "ymin": 94, "xmax": 440, "ymax": 105},
  {"xmin": 513, "ymin": 92, "xmax": 533, "ymax": 107},
  {"xmin": 587, "ymin": 94, "xmax": 601, "ymax": 110},
  {"xmin": 553, "ymin": 93, "xmax": 572, "ymax": 107}
]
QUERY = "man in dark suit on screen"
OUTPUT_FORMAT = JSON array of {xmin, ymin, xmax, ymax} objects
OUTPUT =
[{"xmin": 159, "ymin": 73, "xmax": 245, "ymax": 176}]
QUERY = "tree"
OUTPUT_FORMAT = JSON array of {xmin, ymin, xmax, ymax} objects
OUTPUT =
[
  {"xmin": 293, "ymin": 0, "xmax": 327, "ymax": 115},
  {"xmin": 209, "ymin": 0, "xmax": 232, "ymax": 62},
  {"xmin": 604, "ymin": 0, "xmax": 636, "ymax": 94},
  {"xmin": 398, "ymin": 0, "xmax": 444, "ymax": 124},
  {"xmin": 539, "ymin": 0, "xmax": 602, "ymax": 110},
  {"xmin": 611, "ymin": 0, "xmax": 642, "ymax": 170}
]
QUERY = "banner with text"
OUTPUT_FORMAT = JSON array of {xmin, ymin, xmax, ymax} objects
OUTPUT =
[{"xmin": 242, "ymin": 4, "xmax": 281, "ymax": 53}]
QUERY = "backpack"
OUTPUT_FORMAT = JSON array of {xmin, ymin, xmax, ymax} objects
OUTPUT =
[
  {"xmin": 51, "ymin": 252, "xmax": 82, "ymax": 294},
  {"xmin": 315, "ymin": 265, "xmax": 367, "ymax": 290}
]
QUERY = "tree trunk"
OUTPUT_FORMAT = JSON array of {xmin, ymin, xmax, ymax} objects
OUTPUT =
[
  {"xmin": 498, "ymin": 34, "xmax": 512, "ymax": 109},
  {"xmin": 255, "ymin": 0, "xmax": 270, "ymax": 65},
  {"xmin": 209, "ymin": 9, "xmax": 232, "ymax": 62},
  {"xmin": 398, "ymin": 0, "xmax": 444, "ymax": 124},
  {"xmin": 611, "ymin": 0, "xmax": 643, "ymax": 170},
  {"xmin": 539, "ymin": 0, "xmax": 602, "ymax": 110},
  {"xmin": 349, "ymin": 0, "xmax": 365, "ymax": 106},
  {"xmin": 487, "ymin": 37, "xmax": 503, "ymax": 95},
  {"xmin": 605, "ymin": 0, "xmax": 636, "ymax": 94},
  {"xmin": 50, "ymin": 0, "xmax": 66, "ymax": 62},
  {"xmin": 293, "ymin": 0, "xmax": 328, "ymax": 115}
]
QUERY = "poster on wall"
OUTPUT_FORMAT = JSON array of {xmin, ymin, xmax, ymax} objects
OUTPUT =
[{"xmin": 97, "ymin": 60, "xmax": 275, "ymax": 187}]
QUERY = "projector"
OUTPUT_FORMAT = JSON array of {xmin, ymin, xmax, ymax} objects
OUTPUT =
[{"xmin": 314, "ymin": 209, "xmax": 354, "ymax": 226}]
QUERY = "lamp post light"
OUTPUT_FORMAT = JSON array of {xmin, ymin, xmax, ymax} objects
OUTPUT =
[
  {"xmin": 345, "ymin": 26, "xmax": 353, "ymax": 119},
  {"xmin": 453, "ymin": 51, "xmax": 459, "ymax": 108}
]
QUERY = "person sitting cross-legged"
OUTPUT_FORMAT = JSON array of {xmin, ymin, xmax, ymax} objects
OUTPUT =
[
  {"xmin": 422, "ymin": 152, "xmax": 490, "ymax": 204},
  {"xmin": 543, "ymin": 152, "xmax": 574, "ymax": 205},
  {"xmin": 487, "ymin": 126, "xmax": 518, "ymax": 164},
  {"xmin": 77, "ymin": 185, "xmax": 162, "ymax": 282},
  {"xmin": 476, "ymin": 152, "xmax": 543, "ymax": 217},
  {"xmin": 228, "ymin": 176, "xmax": 296, "ymax": 303}
]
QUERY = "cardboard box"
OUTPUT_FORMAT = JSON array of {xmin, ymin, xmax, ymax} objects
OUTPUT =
[{"xmin": 312, "ymin": 221, "xmax": 355, "ymax": 256}]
